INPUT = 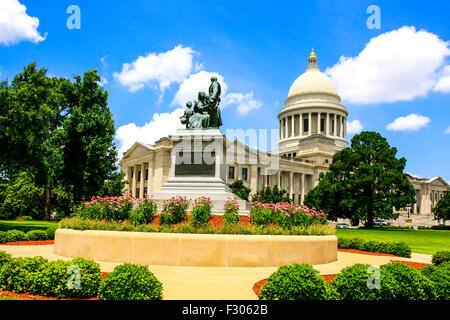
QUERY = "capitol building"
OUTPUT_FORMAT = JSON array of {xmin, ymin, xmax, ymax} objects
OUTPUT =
[{"xmin": 120, "ymin": 50, "xmax": 448, "ymax": 221}]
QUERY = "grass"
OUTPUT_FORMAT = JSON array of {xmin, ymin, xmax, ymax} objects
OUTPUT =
[
  {"xmin": 0, "ymin": 220, "xmax": 58, "ymax": 233},
  {"xmin": 335, "ymin": 228, "xmax": 450, "ymax": 255},
  {"xmin": 0, "ymin": 297, "xmax": 20, "ymax": 300}
]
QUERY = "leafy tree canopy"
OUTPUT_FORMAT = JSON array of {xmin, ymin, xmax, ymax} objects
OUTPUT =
[
  {"xmin": 433, "ymin": 190, "xmax": 450, "ymax": 223},
  {"xmin": 304, "ymin": 131, "xmax": 416, "ymax": 228}
]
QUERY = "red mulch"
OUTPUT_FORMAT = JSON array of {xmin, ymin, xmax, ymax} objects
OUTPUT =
[
  {"xmin": 0, "ymin": 240, "xmax": 54, "ymax": 246},
  {"xmin": 338, "ymin": 248, "xmax": 399, "ymax": 257},
  {"xmin": 389, "ymin": 260, "xmax": 430, "ymax": 269},
  {"xmin": 147, "ymin": 214, "xmax": 251, "ymax": 228}
]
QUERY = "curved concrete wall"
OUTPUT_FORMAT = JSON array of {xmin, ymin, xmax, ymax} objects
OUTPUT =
[{"xmin": 54, "ymin": 229, "xmax": 337, "ymax": 267}]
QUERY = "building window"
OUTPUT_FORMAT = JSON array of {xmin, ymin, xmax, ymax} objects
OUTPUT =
[
  {"xmin": 303, "ymin": 118, "xmax": 309, "ymax": 132},
  {"xmin": 137, "ymin": 171, "xmax": 141, "ymax": 182},
  {"xmin": 228, "ymin": 166, "xmax": 235, "ymax": 179},
  {"xmin": 332, "ymin": 119, "xmax": 335, "ymax": 134},
  {"xmin": 293, "ymin": 152, "xmax": 296, "ymax": 158},
  {"xmin": 131, "ymin": 170, "xmax": 134, "ymax": 178},
  {"xmin": 320, "ymin": 118, "xmax": 325, "ymax": 132},
  {"xmin": 280, "ymin": 176, "xmax": 283, "ymax": 187},
  {"xmin": 145, "ymin": 169, "xmax": 149, "ymax": 180},
  {"xmin": 298, "ymin": 194, "xmax": 302, "ymax": 204},
  {"xmin": 136, "ymin": 188, "xmax": 140, "ymax": 197},
  {"xmin": 242, "ymin": 167, "xmax": 248, "ymax": 181},
  {"xmin": 267, "ymin": 175, "xmax": 270, "ymax": 185},
  {"xmin": 143, "ymin": 187, "xmax": 148, "ymax": 196}
]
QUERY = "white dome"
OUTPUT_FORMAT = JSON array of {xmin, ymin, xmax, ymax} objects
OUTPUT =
[{"xmin": 287, "ymin": 68, "xmax": 339, "ymax": 99}]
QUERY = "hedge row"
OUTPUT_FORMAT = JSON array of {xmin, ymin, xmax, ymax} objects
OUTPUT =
[
  {"xmin": 259, "ymin": 261, "xmax": 450, "ymax": 300},
  {"xmin": 338, "ymin": 237, "xmax": 411, "ymax": 258},
  {"xmin": 0, "ymin": 227, "xmax": 57, "ymax": 243},
  {"xmin": 0, "ymin": 251, "xmax": 163, "ymax": 300}
]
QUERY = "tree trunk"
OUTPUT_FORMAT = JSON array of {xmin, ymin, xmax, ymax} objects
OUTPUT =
[
  {"xmin": 42, "ymin": 181, "xmax": 51, "ymax": 220},
  {"xmin": 366, "ymin": 205, "xmax": 374, "ymax": 228}
]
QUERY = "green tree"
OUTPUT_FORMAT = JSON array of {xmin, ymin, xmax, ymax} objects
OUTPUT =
[
  {"xmin": 228, "ymin": 180, "xmax": 251, "ymax": 201},
  {"xmin": 0, "ymin": 63, "xmax": 65, "ymax": 219},
  {"xmin": 251, "ymin": 185, "xmax": 292, "ymax": 203},
  {"xmin": 304, "ymin": 131, "xmax": 415, "ymax": 228},
  {"xmin": 60, "ymin": 70, "xmax": 119, "ymax": 203},
  {"xmin": 0, "ymin": 172, "xmax": 44, "ymax": 220},
  {"xmin": 433, "ymin": 190, "xmax": 450, "ymax": 223},
  {"xmin": 0, "ymin": 63, "xmax": 121, "ymax": 219}
]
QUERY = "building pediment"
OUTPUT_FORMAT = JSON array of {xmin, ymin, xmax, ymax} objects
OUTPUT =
[
  {"xmin": 428, "ymin": 177, "xmax": 449, "ymax": 188},
  {"xmin": 122, "ymin": 142, "xmax": 155, "ymax": 159}
]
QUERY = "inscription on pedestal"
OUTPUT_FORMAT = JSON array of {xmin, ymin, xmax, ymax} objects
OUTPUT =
[{"xmin": 175, "ymin": 151, "xmax": 215, "ymax": 177}]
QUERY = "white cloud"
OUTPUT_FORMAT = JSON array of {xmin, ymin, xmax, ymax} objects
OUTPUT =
[
  {"xmin": 98, "ymin": 76, "xmax": 108, "ymax": 86},
  {"xmin": 326, "ymin": 26, "xmax": 450, "ymax": 104},
  {"xmin": 433, "ymin": 65, "xmax": 450, "ymax": 93},
  {"xmin": 222, "ymin": 92, "xmax": 262, "ymax": 116},
  {"xmin": 113, "ymin": 45, "xmax": 195, "ymax": 94},
  {"xmin": 0, "ymin": 0, "xmax": 46, "ymax": 45},
  {"xmin": 171, "ymin": 71, "xmax": 227, "ymax": 107},
  {"xmin": 347, "ymin": 119, "xmax": 363, "ymax": 134},
  {"xmin": 445, "ymin": 126, "xmax": 450, "ymax": 134},
  {"xmin": 386, "ymin": 113, "xmax": 430, "ymax": 132},
  {"xmin": 115, "ymin": 108, "xmax": 184, "ymax": 157}
]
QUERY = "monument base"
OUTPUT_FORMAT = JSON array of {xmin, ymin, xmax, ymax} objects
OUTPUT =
[{"xmin": 149, "ymin": 128, "xmax": 250, "ymax": 214}]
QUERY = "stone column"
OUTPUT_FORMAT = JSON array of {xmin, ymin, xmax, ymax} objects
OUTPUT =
[
  {"xmin": 333, "ymin": 114, "xmax": 336, "ymax": 136},
  {"xmin": 299, "ymin": 113, "xmax": 303, "ymax": 137},
  {"xmin": 139, "ymin": 163, "xmax": 145, "ymax": 199},
  {"xmin": 277, "ymin": 171, "xmax": 281, "ymax": 188},
  {"xmin": 132, "ymin": 165, "xmax": 137, "ymax": 197},
  {"xmin": 250, "ymin": 165, "xmax": 258, "ymax": 193},
  {"xmin": 308, "ymin": 113, "xmax": 311, "ymax": 136},
  {"xmin": 126, "ymin": 166, "xmax": 131, "ymax": 193},
  {"xmin": 300, "ymin": 173, "xmax": 305, "ymax": 204},
  {"xmin": 327, "ymin": 113, "xmax": 331, "ymax": 136},
  {"xmin": 317, "ymin": 112, "xmax": 321, "ymax": 134},
  {"xmin": 290, "ymin": 115, "xmax": 295, "ymax": 137},
  {"xmin": 341, "ymin": 117, "xmax": 344, "ymax": 137},
  {"xmin": 147, "ymin": 160, "xmax": 153, "ymax": 193},
  {"xmin": 289, "ymin": 171, "xmax": 294, "ymax": 200}
]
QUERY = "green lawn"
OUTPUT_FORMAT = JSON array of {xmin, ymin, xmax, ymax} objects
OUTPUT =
[
  {"xmin": 335, "ymin": 228, "xmax": 450, "ymax": 255},
  {"xmin": 0, "ymin": 297, "xmax": 20, "ymax": 300},
  {"xmin": 0, "ymin": 220, "xmax": 58, "ymax": 233}
]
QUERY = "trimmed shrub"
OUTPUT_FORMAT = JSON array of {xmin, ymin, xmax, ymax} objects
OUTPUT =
[
  {"xmin": 26, "ymin": 230, "xmax": 48, "ymax": 241},
  {"xmin": 0, "ymin": 251, "xmax": 12, "ymax": 268},
  {"xmin": 46, "ymin": 226, "xmax": 58, "ymax": 240},
  {"xmin": 432, "ymin": 251, "xmax": 450, "ymax": 266},
  {"xmin": 337, "ymin": 238, "xmax": 411, "ymax": 258},
  {"xmin": 6, "ymin": 230, "xmax": 27, "ymax": 242},
  {"xmin": 380, "ymin": 261, "xmax": 435, "ymax": 300},
  {"xmin": 329, "ymin": 264, "xmax": 381, "ymax": 300},
  {"xmin": 0, "ymin": 256, "xmax": 48, "ymax": 293},
  {"xmin": 0, "ymin": 231, "xmax": 7, "ymax": 244},
  {"xmin": 421, "ymin": 262, "xmax": 450, "ymax": 300},
  {"xmin": 386, "ymin": 242, "xmax": 411, "ymax": 258},
  {"xmin": 259, "ymin": 263, "xmax": 328, "ymax": 300},
  {"xmin": 98, "ymin": 264, "xmax": 163, "ymax": 300},
  {"xmin": 69, "ymin": 258, "xmax": 102, "ymax": 298},
  {"xmin": 28, "ymin": 260, "xmax": 73, "ymax": 298},
  {"xmin": 191, "ymin": 197, "xmax": 212, "ymax": 226}
]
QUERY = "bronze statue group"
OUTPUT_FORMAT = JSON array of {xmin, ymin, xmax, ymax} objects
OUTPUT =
[{"xmin": 180, "ymin": 76, "xmax": 223, "ymax": 129}]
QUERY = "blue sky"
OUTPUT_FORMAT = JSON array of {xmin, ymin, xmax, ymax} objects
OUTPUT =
[{"xmin": 1, "ymin": 0, "xmax": 449, "ymax": 181}]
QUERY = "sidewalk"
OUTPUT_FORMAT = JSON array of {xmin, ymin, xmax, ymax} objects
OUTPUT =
[{"xmin": 0, "ymin": 244, "xmax": 433, "ymax": 300}]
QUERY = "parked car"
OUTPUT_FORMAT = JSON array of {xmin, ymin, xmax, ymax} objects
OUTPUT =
[
  {"xmin": 373, "ymin": 219, "xmax": 390, "ymax": 226},
  {"xmin": 335, "ymin": 223, "xmax": 348, "ymax": 229}
]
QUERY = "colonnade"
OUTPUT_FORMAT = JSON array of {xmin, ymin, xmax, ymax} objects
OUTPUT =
[{"xmin": 279, "ymin": 111, "xmax": 346, "ymax": 140}]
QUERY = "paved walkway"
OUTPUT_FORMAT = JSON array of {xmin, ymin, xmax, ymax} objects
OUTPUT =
[{"xmin": 0, "ymin": 245, "xmax": 432, "ymax": 300}]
